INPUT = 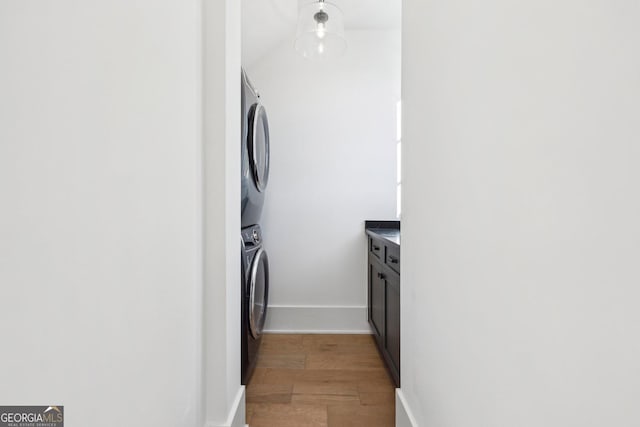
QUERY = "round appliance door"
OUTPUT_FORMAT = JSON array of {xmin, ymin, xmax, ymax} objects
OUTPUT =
[
  {"xmin": 247, "ymin": 103, "xmax": 270, "ymax": 192},
  {"xmin": 248, "ymin": 248, "xmax": 269, "ymax": 339}
]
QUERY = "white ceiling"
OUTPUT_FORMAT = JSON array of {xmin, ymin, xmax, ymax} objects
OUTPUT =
[{"xmin": 242, "ymin": 0, "xmax": 401, "ymax": 66}]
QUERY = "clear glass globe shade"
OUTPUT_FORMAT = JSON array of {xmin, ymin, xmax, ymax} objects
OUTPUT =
[{"xmin": 295, "ymin": 1, "xmax": 346, "ymax": 60}]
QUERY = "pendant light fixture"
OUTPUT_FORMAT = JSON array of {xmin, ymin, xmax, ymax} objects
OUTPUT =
[{"xmin": 295, "ymin": 0, "xmax": 346, "ymax": 60}]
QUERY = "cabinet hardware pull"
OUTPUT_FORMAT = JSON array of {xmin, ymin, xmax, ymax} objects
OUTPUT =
[
  {"xmin": 377, "ymin": 272, "xmax": 386, "ymax": 280},
  {"xmin": 373, "ymin": 245, "xmax": 380, "ymax": 251},
  {"xmin": 388, "ymin": 256, "xmax": 398, "ymax": 264}
]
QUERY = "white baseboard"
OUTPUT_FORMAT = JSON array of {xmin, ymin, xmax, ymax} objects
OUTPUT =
[
  {"xmin": 205, "ymin": 386, "xmax": 245, "ymax": 427},
  {"xmin": 263, "ymin": 305, "xmax": 371, "ymax": 334},
  {"xmin": 396, "ymin": 389, "xmax": 419, "ymax": 427}
]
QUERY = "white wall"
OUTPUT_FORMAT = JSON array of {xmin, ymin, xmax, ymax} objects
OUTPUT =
[
  {"xmin": 202, "ymin": 0, "xmax": 245, "ymax": 426},
  {"xmin": 246, "ymin": 30, "xmax": 400, "ymax": 333},
  {"xmin": 0, "ymin": 1, "xmax": 243, "ymax": 426},
  {"xmin": 400, "ymin": 0, "xmax": 640, "ymax": 426}
]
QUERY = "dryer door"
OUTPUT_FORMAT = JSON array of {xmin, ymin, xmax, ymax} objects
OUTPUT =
[
  {"xmin": 247, "ymin": 103, "xmax": 270, "ymax": 192},
  {"xmin": 248, "ymin": 248, "xmax": 269, "ymax": 339}
]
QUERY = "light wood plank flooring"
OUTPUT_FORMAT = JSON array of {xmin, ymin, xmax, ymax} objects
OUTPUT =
[{"xmin": 246, "ymin": 334, "xmax": 395, "ymax": 427}]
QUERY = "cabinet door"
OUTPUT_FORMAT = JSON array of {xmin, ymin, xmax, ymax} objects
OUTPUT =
[
  {"xmin": 369, "ymin": 257, "xmax": 385, "ymax": 342},
  {"xmin": 385, "ymin": 270, "xmax": 401, "ymax": 386}
]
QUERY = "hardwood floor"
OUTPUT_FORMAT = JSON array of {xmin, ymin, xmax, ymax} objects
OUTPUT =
[{"xmin": 246, "ymin": 334, "xmax": 396, "ymax": 427}]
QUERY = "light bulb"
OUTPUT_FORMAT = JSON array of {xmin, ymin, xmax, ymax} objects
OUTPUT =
[
  {"xmin": 313, "ymin": 8, "xmax": 329, "ymax": 40},
  {"xmin": 318, "ymin": 42, "xmax": 324, "ymax": 54}
]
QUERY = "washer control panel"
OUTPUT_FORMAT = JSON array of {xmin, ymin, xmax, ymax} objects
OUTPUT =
[{"xmin": 242, "ymin": 226, "xmax": 262, "ymax": 246}]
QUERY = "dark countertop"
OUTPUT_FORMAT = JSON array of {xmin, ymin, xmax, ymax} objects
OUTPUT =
[{"xmin": 365, "ymin": 220, "xmax": 400, "ymax": 246}]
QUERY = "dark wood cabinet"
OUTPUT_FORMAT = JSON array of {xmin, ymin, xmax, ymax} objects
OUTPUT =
[{"xmin": 366, "ymin": 230, "xmax": 400, "ymax": 387}]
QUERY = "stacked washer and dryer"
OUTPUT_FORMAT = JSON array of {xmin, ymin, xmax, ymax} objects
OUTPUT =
[{"xmin": 240, "ymin": 69, "xmax": 270, "ymax": 385}]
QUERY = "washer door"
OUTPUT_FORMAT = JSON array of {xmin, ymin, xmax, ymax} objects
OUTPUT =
[
  {"xmin": 248, "ymin": 248, "xmax": 269, "ymax": 339},
  {"xmin": 247, "ymin": 103, "xmax": 270, "ymax": 192}
]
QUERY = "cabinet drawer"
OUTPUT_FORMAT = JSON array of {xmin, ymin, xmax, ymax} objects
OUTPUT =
[
  {"xmin": 385, "ymin": 243, "xmax": 400, "ymax": 274},
  {"xmin": 369, "ymin": 237, "xmax": 384, "ymax": 260}
]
